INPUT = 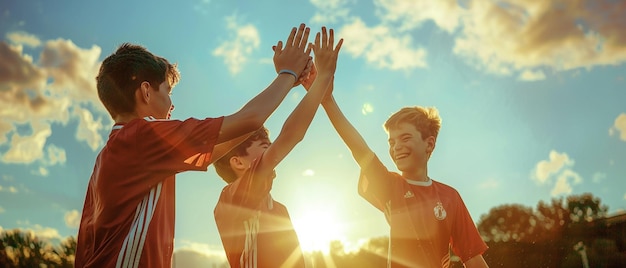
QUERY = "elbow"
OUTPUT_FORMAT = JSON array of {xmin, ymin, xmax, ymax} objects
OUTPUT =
[{"xmin": 238, "ymin": 110, "xmax": 266, "ymax": 132}]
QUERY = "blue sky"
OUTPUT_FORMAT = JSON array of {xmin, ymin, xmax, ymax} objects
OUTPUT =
[{"xmin": 1, "ymin": 0, "xmax": 625, "ymax": 264}]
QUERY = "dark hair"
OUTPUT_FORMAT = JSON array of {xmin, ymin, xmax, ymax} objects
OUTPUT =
[
  {"xmin": 96, "ymin": 43, "xmax": 180, "ymax": 118},
  {"xmin": 214, "ymin": 127, "xmax": 270, "ymax": 183}
]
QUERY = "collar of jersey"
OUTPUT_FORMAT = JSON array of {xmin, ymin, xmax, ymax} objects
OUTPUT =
[
  {"xmin": 111, "ymin": 116, "xmax": 155, "ymax": 130},
  {"xmin": 405, "ymin": 177, "xmax": 433, "ymax": 187}
]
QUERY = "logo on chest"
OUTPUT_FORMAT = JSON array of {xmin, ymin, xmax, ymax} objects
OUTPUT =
[{"xmin": 433, "ymin": 202, "xmax": 447, "ymax": 221}]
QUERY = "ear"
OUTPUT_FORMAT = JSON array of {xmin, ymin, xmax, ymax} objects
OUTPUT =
[
  {"xmin": 425, "ymin": 136, "xmax": 436, "ymax": 153},
  {"xmin": 229, "ymin": 155, "xmax": 247, "ymax": 172},
  {"xmin": 136, "ymin": 81, "xmax": 152, "ymax": 104}
]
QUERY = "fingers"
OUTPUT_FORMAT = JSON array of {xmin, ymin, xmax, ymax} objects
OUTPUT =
[
  {"xmin": 314, "ymin": 32, "xmax": 321, "ymax": 50},
  {"xmin": 274, "ymin": 41, "xmax": 283, "ymax": 53},
  {"xmin": 285, "ymin": 27, "xmax": 297, "ymax": 48},
  {"xmin": 300, "ymin": 27, "xmax": 311, "ymax": 49},
  {"xmin": 334, "ymin": 38, "xmax": 344, "ymax": 54},
  {"xmin": 329, "ymin": 28, "xmax": 334, "ymax": 50},
  {"xmin": 293, "ymin": 23, "xmax": 306, "ymax": 47},
  {"xmin": 322, "ymin": 26, "xmax": 328, "ymax": 49}
]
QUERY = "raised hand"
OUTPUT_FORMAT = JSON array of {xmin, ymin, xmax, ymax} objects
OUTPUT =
[
  {"xmin": 311, "ymin": 27, "xmax": 343, "ymax": 78},
  {"xmin": 273, "ymin": 24, "xmax": 312, "ymax": 84}
]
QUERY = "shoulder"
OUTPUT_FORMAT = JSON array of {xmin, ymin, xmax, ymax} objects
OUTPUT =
[{"xmin": 432, "ymin": 179, "xmax": 462, "ymax": 196}]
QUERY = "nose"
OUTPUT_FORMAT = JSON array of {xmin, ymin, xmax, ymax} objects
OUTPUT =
[{"xmin": 392, "ymin": 142, "xmax": 402, "ymax": 152}]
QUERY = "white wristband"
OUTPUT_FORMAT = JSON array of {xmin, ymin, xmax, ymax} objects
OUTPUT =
[{"xmin": 278, "ymin": 69, "xmax": 298, "ymax": 81}]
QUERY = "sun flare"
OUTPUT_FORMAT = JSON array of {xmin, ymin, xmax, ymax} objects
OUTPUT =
[{"xmin": 291, "ymin": 208, "xmax": 345, "ymax": 253}]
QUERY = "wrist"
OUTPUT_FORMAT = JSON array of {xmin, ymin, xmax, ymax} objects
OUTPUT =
[{"xmin": 278, "ymin": 69, "xmax": 298, "ymax": 81}]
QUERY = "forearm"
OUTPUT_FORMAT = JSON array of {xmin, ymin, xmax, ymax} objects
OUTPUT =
[
  {"xmin": 278, "ymin": 73, "xmax": 333, "ymax": 146},
  {"xmin": 239, "ymin": 74, "xmax": 296, "ymax": 126},
  {"xmin": 322, "ymin": 96, "xmax": 375, "ymax": 166},
  {"xmin": 217, "ymin": 74, "xmax": 295, "ymax": 143}
]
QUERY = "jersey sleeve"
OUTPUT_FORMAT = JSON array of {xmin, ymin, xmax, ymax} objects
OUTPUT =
[
  {"xmin": 136, "ymin": 117, "xmax": 223, "ymax": 179},
  {"xmin": 358, "ymin": 155, "xmax": 394, "ymax": 213},
  {"xmin": 449, "ymin": 190, "xmax": 489, "ymax": 263}
]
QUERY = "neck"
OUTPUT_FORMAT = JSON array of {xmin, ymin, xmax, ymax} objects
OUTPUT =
[{"xmin": 402, "ymin": 168, "xmax": 428, "ymax": 182}]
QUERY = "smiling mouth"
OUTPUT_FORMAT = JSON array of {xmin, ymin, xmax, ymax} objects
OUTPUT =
[{"xmin": 395, "ymin": 153, "xmax": 409, "ymax": 160}]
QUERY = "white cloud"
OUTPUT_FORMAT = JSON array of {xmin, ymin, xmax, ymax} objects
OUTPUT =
[
  {"xmin": 534, "ymin": 150, "xmax": 573, "ymax": 184},
  {"xmin": 609, "ymin": 113, "xmax": 626, "ymax": 141},
  {"xmin": 374, "ymin": 0, "xmax": 461, "ymax": 33},
  {"xmin": 453, "ymin": 0, "xmax": 626, "ymax": 79},
  {"xmin": 338, "ymin": 18, "xmax": 427, "ymax": 71},
  {"xmin": 65, "ymin": 210, "xmax": 80, "ymax": 228},
  {"xmin": 2, "ymin": 122, "xmax": 51, "ymax": 163},
  {"xmin": 0, "ymin": 34, "xmax": 109, "ymax": 166},
  {"xmin": 361, "ymin": 102, "xmax": 374, "ymax": 115},
  {"xmin": 213, "ymin": 15, "xmax": 260, "ymax": 75},
  {"xmin": 174, "ymin": 240, "xmax": 228, "ymax": 267},
  {"xmin": 518, "ymin": 69, "xmax": 546, "ymax": 81},
  {"xmin": 550, "ymin": 169, "xmax": 583, "ymax": 196},
  {"xmin": 0, "ymin": 185, "xmax": 18, "ymax": 193},
  {"xmin": 32, "ymin": 166, "xmax": 49, "ymax": 177},
  {"xmin": 46, "ymin": 144, "xmax": 67, "ymax": 166},
  {"xmin": 6, "ymin": 31, "xmax": 42, "ymax": 47},
  {"xmin": 14, "ymin": 222, "xmax": 62, "ymax": 242},
  {"xmin": 310, "ymin": 0, "xmax": 353, "ymax": 24},
  {"xmin": 75, "ymin": 107, "xmax": 104, "ymax": 151},
  {"xmin": 533, "ymin": 150, "xmax": 584, "ymax": 197}
]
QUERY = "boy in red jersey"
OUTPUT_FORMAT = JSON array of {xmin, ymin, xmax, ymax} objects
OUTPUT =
[
  {"xmin": 310, "ymin": 89, "xmax": 490, "ymax": 266},
  {"xmin": 75, "ymin": 24, "xmax": 313, "ymax": 268},
  {"xmin": 213, "ymin": 27, "xmax": 342, "ymax": 268}
]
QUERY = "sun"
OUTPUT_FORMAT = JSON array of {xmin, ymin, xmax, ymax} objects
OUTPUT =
[{"xmin": 291, "ymin": 208, "xmax": 345, "ymax": 253}]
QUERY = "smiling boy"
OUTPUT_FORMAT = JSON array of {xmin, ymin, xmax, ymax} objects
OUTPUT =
[{"xmin": 315, "ymin": 98, "xmax": 490, "ymax": 267}]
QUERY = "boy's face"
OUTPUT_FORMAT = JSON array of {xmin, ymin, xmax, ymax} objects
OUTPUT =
[
  {"xmin": 387, "ymin": 122, "xmax": 434, "ymax": 175},
  {"xmin": 149, "ymin": 80, "xmax": 174, "ymax": 119}
]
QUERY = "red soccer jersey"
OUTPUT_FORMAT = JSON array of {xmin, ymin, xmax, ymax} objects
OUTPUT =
[
  {"xmin": 214, "ymin": 157, "xmax": 304, "ymax": 268},
  {"xmin": 359, "ymin": 156, "xmax": 488, "ymax": 267},
  {"xmin": 75, "ymin": 116, "xmax": 223, "ymax": 268}
]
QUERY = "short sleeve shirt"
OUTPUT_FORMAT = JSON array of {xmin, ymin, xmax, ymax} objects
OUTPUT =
[
  {"xmin": 214, "ymin": 157, "xmax": 304, "ymax": 268},
  {"xmin": 359, "ymin": 156, "xmax": 488, "ymax": 267},
  {"xmin": 75, "ymin": 116, "xmax": 223, "ymax": 268}
]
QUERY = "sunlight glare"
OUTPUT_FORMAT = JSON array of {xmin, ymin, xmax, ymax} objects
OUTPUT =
[{"xmin": 292, "ymin": 209, "xmax": 345, "ymax": 254}]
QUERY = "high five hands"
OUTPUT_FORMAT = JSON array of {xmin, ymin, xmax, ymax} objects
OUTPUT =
[
  {"xmin": 302, "ymin": 27, "xmax": 342, "ymax": 98},
  {"xmin": 273, "ymin": 23, "xmax": 312, "ymax": 87},
  {"xmin": 273, "ymin": 24, "xmax": 342, "ymax": 88}
]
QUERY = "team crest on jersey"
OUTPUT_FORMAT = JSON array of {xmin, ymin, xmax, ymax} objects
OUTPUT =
[{"xmin": 433, "ymin": 202, "xmax": 447, "ymax": 220}]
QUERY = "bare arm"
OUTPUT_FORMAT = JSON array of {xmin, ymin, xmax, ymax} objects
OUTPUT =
[
  {"xmin": 257, "ymin": 27, "xmax": 343, "ymax": 178},
  {"xmin": 217, "ymin": 24, "xmax": 312, "ymax": 143},
  {"xmin": 464, "ymin": 255, "xmax": 489, "ymax": 268},
  {"xmin": 301, "ymin": 68, "xmax": 381, "ymax": 171}
]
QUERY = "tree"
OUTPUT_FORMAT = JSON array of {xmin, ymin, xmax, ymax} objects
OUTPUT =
[
  {"xmin": 477, "ymin": 204, "xmax": 538, "ymax": 243},
  {"xmin": 0, "ymin": 229, "xmax": 77, "ymax": 267}
]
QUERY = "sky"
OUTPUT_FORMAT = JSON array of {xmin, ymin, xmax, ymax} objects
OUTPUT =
[{"xmin": 1, "ymin": 0, "xmax": 625, "ymax": 264}]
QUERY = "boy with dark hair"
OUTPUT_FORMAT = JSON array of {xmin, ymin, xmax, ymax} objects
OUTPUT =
[
  {"xmin": 75, "ymin": 24, "xmax": 312, "ymax": 268},
  {"xmin": 213, "ymin": 26, "xmax": 342, "ymax": 268},
  {"xmin": 307, "ymin": 87, "xmax": 489, "ymax": 267}
]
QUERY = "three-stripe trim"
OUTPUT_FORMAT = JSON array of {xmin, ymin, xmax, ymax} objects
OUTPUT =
[{"xmin": 115, "ymin": 183, "xmax": 163, "ymax": 268}]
